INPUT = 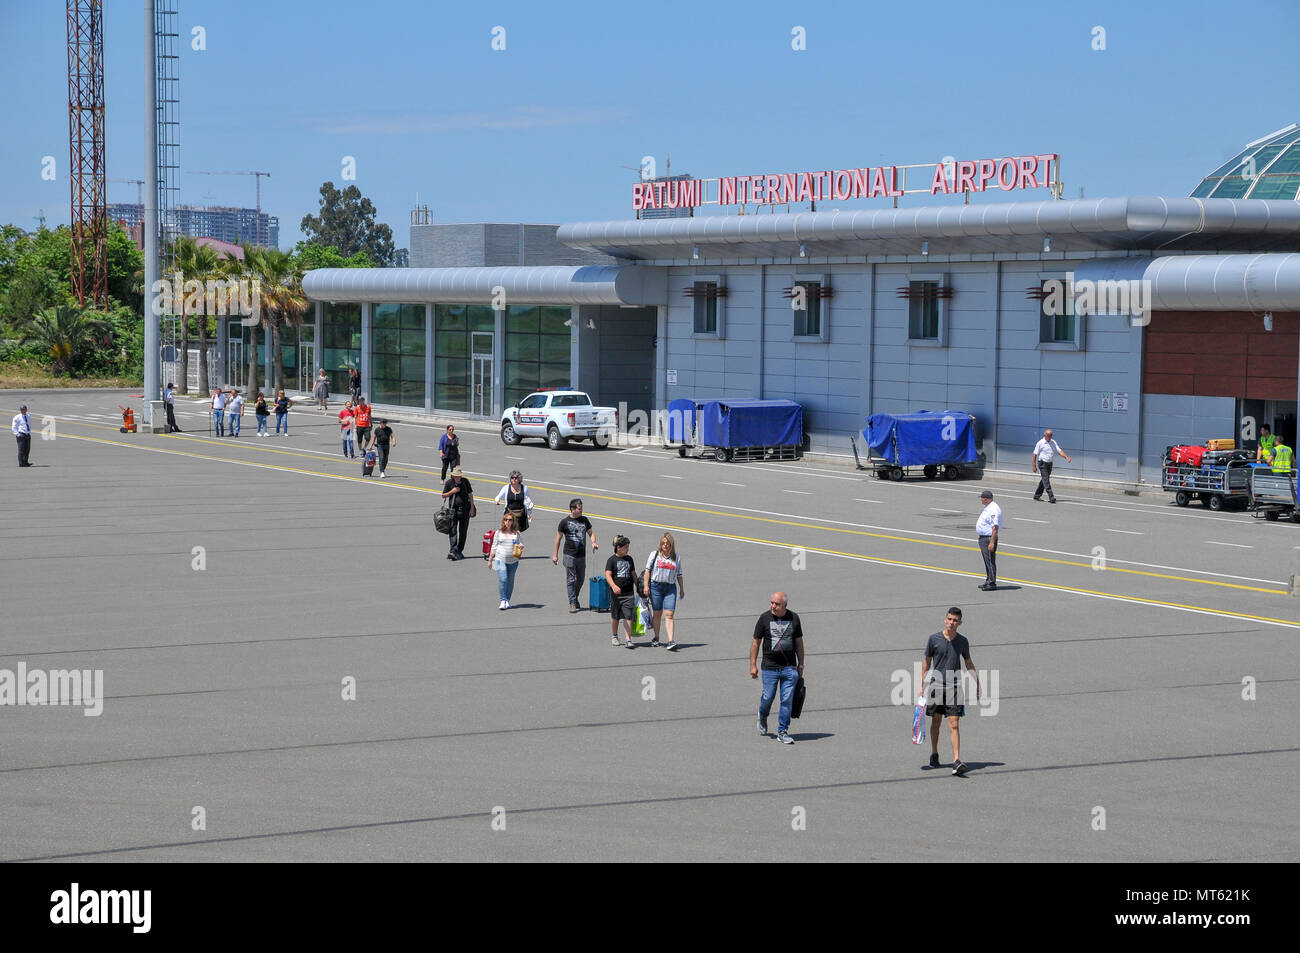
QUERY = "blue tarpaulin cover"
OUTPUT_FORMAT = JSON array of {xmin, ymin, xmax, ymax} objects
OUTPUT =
[
  {"xmin": 698, "ymin": 399, "xmax": 803, "ymax": 449},
  {"xmin": 666, "ymin": 398, "xmax": 698, "ymax": 444},
  {"xmin": 864, "ymin": 411, "xmax": 977, "ymax": 466}
]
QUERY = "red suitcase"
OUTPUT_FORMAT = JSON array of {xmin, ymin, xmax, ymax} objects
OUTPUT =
[
  {"xmin": 482, "ymin": 530, "xmax": 495, "ymax": 560},
  {"xmin": 1170, "ymin": 445, "xmax": 1205, "ymax": 465}
]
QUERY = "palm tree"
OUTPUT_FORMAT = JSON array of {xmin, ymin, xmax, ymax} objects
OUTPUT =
[
  {"xmin": 170, "ymin": 237, "xmax": 221, "ymax": 395},
  {"xmin": 245, "ymin": 247, "xmax": 307, "ymax": 393},
  {"xmin": 20, "ymin": 304, "xmax": 109, "ymax": 376}
]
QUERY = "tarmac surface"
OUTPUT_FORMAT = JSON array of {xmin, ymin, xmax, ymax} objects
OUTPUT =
[{"xmin": 2, "ymin": 389, "xmax": 1298, "ymax": 862}]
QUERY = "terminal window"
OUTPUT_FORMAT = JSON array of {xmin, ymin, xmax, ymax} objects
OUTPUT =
[
  {"xmin": 793, "ymin": 280, "xmax": 821, "ymax": 337},
  {"xmin": 908, "ymin": 281, "xmax": 940, "ymax": 339},
  {"xmin": 693, "ymin": 281, "xmax": 718, "ymax": 334},
  {"xmin": 1039, "ymin": 280, "xmax": 1076, "ymax": 344}
]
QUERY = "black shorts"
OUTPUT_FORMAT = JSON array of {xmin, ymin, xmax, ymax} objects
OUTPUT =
[
  {"xmin": 610, "ymin": 592, "xmax": 636, "ymax": 622},
  {"xmin": 925, "ymin": 703, "xmax": 966, "ymax": 718}
]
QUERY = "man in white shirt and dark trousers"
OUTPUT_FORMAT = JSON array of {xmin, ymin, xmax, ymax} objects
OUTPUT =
[
  {"xmin": 1032, "ymin": 428, "xmax": 1071, "ymax": 503},
  {"xmin": 12, "ymin": 404, "xmax": 32, "ymax": 467},
  {"xmin": 975, "ymin": 490, "xmax": 1001, "ymax": 591}
]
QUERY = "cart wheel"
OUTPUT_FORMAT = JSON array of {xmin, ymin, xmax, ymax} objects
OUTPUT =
[
  {"xmin": 1265, "ymin": 509, "xmax": 1280, "ymax": 521},
  {"xmin": 889, "ymin": 466, "xmax": 904, "ymax": 481},
  {"xmin": 1174, "ymin": 491, "xmax": 1190, "ymax": 507},
  {"xmin": 875, "ymin": 467, "xmax": 890, "ymax": 480},
  {"xmin": 677, "ymin": 447, "xmax": 687, "ymax": 458},
  {"xmin": 1207, "ymin": 495, "xmax": 1223, "ymax": 511},
  {"xmin": 943, "ymin": 465, "xmax": 960, "ymax": 480},
  {"xmin": 923, "ymin": 465, "xmax": 938, "ymax": 479},
  {"xmin": 713, "ymin": 447, "xmax": 728, "ymax": 462}
]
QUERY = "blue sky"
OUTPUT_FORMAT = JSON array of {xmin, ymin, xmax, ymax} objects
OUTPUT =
[{"xmin": 3, "ymin": 0, "xmax": 1297, "ymax": 248}]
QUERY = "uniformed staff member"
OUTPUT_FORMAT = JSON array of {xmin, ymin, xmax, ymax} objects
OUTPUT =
[
  {"xmin": 12, "ymin": 404, "xmax": 32, "ymax": 467},
  {"xmin": 1271, "ymin": 435, "xmax": 1293, "ymax": 475},
  {"xmin": 164, "ymin": 382, "xmax": 182, "ymax": 432},
  {"xmin": 1257, "ymin": 424, "xmax": 1276, "ymax": 464}
]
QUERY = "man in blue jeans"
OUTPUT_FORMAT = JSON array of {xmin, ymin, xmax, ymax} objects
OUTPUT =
[{"xmin": 749, "ymin": 591, "xmax": 805, "ymax": 744}]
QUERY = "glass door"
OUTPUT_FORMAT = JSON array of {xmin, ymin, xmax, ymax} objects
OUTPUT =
[
  {"xmin": 471, "ymin": 331, "xmax": 493, "ymax": 417},
  {"xmin": 228, "ymin": 338, "xmax": 245, "ymax": 389},
  {"xmin": 299, "ymin": 342, "xmax": 316, "ymax": 393}
]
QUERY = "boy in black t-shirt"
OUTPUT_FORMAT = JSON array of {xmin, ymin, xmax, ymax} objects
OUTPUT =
[
  {"xmin": 920, "ymin": 606, "xmax": 980, "ymax": 776},
  {"xmin": 368, "ymin": 419, "xmax": 395, "ymax": 478},
  {"xmin": 604, "ymin": 536, "xmax": 637, "ymax": 648},
  {"xmin": 749, "ymin": 592, "xmax": 805, "ymax": 744},
  {"xmin": 551, "ymin": 499, "xmax": 597, "ymax": 612}
]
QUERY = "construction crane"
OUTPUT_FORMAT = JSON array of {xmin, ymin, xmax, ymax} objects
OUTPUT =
[
  {"xmin": 109, "ymin": 177, "xmax": 144, "ymax": 206},
  {"xmin": 189, "ymin": 169, "xmax": 271, "ymax": 246}
]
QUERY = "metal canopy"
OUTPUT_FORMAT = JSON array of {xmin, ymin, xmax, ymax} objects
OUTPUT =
[
  {"xmin": 558, "ymin": 197, "xmax": 1300, "ymax": 262},
  {"xmin": 302, "ymin": 265, "xmax": 666, "ymax": 306},
  {"xmin": 1070, "ymin": 253, "xmax": 1300, "ymax": 311}
]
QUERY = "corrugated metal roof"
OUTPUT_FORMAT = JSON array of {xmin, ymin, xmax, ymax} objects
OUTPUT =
[
  {"xmin": 301, "ymin": 265, "xmax": 666, "ymax": 306},
  {"xmin": 1069, "ymin": 254, "xmax": 1300, "ymax": 311}
]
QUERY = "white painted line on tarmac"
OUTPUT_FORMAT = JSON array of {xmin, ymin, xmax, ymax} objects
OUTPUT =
[
  {"xmin": 506, "ymin": 455, "xmax": 524, "ymax": 460},
  {"xmin": 1015, "ymin": 518, "xmax": 1049, "ymax": 524},
  {"xmin": 660, "ymin": 474, "xmax": 683, "ymax": 480},
  {"xmin": 930, "ymin": 507, "xmax": 962, "ymax": 514},
  {"xmin": 605, "ymin": 468, "xmax": 627, "ymax": 472},
  {"xmin": 783, "ymin": 489, "xmax": 812, "ymax": 495},
  {"xmin": 1106, "ymin": 528, "xmax": 1144, "ymax": 535},
  {"xmin": 723, "ymin": 482, "xmax": 747, "ymax": 488},
  {"xmin": 1204, "ymin": 541, "xmax": 1253, "ymax": 549}
]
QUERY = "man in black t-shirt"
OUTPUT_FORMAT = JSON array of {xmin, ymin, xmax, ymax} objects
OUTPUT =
[
  {"xmin": 441, "ymin": 467, "xmax": 474, "ymax": 560},
  {"xmin": 551, "ymin": 499, "xmax": 597, "ymax": 612},
  {"xmin": 604, "ymin": 535, "xmax": 637, "ymax": 648},
  {"xmin": 749, "ymin": 592, "xmax": 805, "ymax": 744},
  {"xmin": 920, "ymin": 606, "xmax": 980, "ymax": 776},
  {"xmin": 368, "ymin": 418, "xmax": 395, "ymax": 478}
]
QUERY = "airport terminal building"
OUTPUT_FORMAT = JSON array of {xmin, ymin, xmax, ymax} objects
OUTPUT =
[{"xmin": 285, "ymin": 127, "xmax": 1300, "ymax": 485}]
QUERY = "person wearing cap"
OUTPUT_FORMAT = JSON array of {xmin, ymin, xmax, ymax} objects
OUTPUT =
[
  {"xmin": 975, "ymin": 490, "xmax": 1002, "ymax": 591},
  {"xmin": 367, "ymin": 418, "xmax": 395, "ymax": 478},
  {"xmin": 164, "ymin": 382, "xmax": 181, "ymax": 433},
  {"xmin": 12, "ymin": 404, "xmax": 32, "ymax": 467},
  {"xmin": 441, "ymin": 466, "xmax": 475, "ymax": 560}
]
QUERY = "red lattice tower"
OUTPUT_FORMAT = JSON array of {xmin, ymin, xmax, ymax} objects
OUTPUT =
[{"xmin": 67, "ymin": 0, "xmax": 107, "ymax": 309}]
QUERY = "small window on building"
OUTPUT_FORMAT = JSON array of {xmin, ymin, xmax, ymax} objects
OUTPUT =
[
  {"xmin": 693, "ymin": 281, "xmax": 718, "ymax": 334},
  {"xmin": 1036, "ymin": 277, "xmax": 1084, "ymax": 349},
  {"xmin": 908, "ymin": 281, "xmax": 941, "ymax": 340},
  {"xmin": 793, "ymin": 280, "xmax": 821, "ymax": 337}
]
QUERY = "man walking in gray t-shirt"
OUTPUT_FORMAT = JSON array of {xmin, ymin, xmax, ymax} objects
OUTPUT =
[{"xmin": 920, "ymin": 606, "xmax": 980, "ymax": 776}]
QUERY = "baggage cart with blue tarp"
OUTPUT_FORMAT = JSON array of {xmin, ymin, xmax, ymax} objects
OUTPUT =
[
  {"xmin": 667, "ymin": 398, "xmax": 804, "ymax": 462},
  {"xmin": 856, "ymin": 410, "xmax": 977, "ymax": 480}
]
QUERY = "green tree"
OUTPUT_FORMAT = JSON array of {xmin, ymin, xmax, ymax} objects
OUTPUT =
[
  {"xmin": 243, "ymin": 246, "xmax": 307, "ymax": 393},
  {"xmin": 19, "ymin": 304, "xmax": 110, "ymax": 376},
  {"xmin": 169, "ymin": 237, "xmax": 223, "ymax": 395},
  {"xmin": 293, "ymin": 240, "xmax": 373, "ymax": 271},
  {"xmin": 299, "ymin": 182, "xmax": 400, "ymax": 266}
]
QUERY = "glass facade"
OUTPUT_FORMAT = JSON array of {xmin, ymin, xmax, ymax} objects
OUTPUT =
[
  {"xmin": 505, "ymin": 305, "xmax": 571, "ymax": 407},
  {"xmin": 322, "ymin": 303, "xmax": 361, "ymax": 394},
  {"xmin": 434, "ymin": 304, "xmax": 495, "ymax": 413},
  {"xmin": 371, "ymin": 303, "xmax": 426, "ymax": 407}
]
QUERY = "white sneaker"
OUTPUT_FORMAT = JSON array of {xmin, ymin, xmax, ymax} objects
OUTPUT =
[
  {"xmin": 498, "ymin": 600, "xmax": 508, "ymax": 610},
  {"xmin": 379, "ymin": 471, "xmax": 386, "ymax": 478}
]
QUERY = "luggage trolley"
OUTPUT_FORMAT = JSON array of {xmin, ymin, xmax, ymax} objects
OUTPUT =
[
  {"xmin": 666, "ymin": 398, "xmax": 804, "ymax": 463},
  {"xmin": 856, "ymin": 410, "xmax": 977, "ymax": 481},
  {"xmin": 1248, "ymin": 465, "xmax": 1299, "ymax": 522},
  {"xmin": 1160, "ymin": 448, "xmax": 1252, "ymax": 511}
]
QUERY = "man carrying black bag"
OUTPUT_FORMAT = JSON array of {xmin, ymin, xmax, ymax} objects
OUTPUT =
[
  {"xmin": 749, "ymin": 591, "xmax": 805, "ymax": 745},
  {"xmin": 441, "ymin": 467, "xmax": 474, "ymax": 560}
]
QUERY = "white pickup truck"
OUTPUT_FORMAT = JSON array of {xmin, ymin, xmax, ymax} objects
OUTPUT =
[{"xmin": 500, "ymin": 390, "xmax": 619, "ymax": 450}]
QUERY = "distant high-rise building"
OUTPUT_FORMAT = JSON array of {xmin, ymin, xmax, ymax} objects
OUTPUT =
[{"xmin": 108, "ymin": 203, "xmax": 279, "ymax": 249}]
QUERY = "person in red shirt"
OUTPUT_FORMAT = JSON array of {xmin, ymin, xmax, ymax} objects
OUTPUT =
[
  {"xmin": 339, "ymin": 399, "xmax": 356, "ymax": 458},
  {"xmin": 353, "ymin": 397, "xmax": 373, "ymax": 451}
]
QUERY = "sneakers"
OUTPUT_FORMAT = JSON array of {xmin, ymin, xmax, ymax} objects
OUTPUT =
[
  {"xmin": 929, "ymin": 753, "xmax": 940, "ymax": 769},
  {"xmin": 379, "ymin": 471, "xmax": 386, "ymax": 478},
  {"xmin": 612, "ymin": 635, "xmax": 621, "ymax": 646},
  {"xmin": 757, "ymin": 720, "xmax": 768, "ymax": 737},
  {"xmin": 952, "ymin": 760, "xmax": 969, "ymax": 777},
  {"xmin": 650, "ymin": 638, "xmax": 661, "ymax": 648},
  {"xmin": 666, "ymin": 641, "xmax": 679, "ymax": 652},
  {"xmin": 1049, "ymin": 498, "xmax": 1057, "ymax": 504},
  {"xmin": 624, "ymin": 639, "xmax": 634, "ymax": 649},
  {"xmin": 569, "ymin": 604, "xmax": 580, "ymax": 614},
  {"xmin": 447, "ymin": 553, "xmax": 456, "ymax": 560},
  {"xmin": 500, "ymin": 600, "xmax": 508, "ymax": 610},
  {"xmin": 778, "ymin": 732, "xmax": 794, "ymax": 745}
]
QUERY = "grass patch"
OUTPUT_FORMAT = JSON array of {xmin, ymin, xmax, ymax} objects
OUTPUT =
[{"xmin": 0, "ymin": 359, "xmax": 142, "ymax": 390}]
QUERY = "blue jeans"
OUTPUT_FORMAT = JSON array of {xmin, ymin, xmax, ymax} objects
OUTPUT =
[
  {"xmin": 213, "ymin": 409, "xmax": 224, "ymax": 435},
  {"xmin": 342, "ymin": 433, "xmax": 354, "ymax": 456},
  {"xmin": 275, "ymin": 412, "xmax": 288, "ymax": 434},
  {"xmin": 256, "ymin": 416, "xmax": 268, "ymax": 434},
  {"xmin": 759, "ymin": 666, "xmax": 799, "ymax": 735},
  {"xmin": 229, "ymin": 414, "xmax": 241, "ymax": 435},
  {"xmin": 650, "ymin": 581, "xmax": 677, "ymax": 612},
  {"xmin": 494, "ymin": 559, "xmax": 518, "ymax": 601}
]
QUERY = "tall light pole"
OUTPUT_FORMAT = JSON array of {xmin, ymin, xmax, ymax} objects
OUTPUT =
[{"xmin": 143, "ymin": 0, "xmax": 159, "ymax": 413}]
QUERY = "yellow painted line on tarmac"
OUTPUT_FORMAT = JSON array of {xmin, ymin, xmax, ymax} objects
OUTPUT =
[{"xmin": 52, "ymin": 421, "xmax": 1296, "ymax": 619}]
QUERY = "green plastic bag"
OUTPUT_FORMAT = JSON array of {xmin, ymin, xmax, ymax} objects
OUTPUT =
[{"xmin": 633, "ymin": 598, "xmax": 649, "ymax": 636}]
